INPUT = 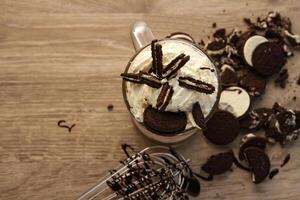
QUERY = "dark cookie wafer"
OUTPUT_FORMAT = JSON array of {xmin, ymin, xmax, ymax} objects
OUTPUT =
[
  {"xmin": 192, "ymin": 102, "xmax": 206, "ymax": 130},
  {"xmin": 204, "ymin": 110, "xmax": 239, "ymax": 145},
  {"xmin": 252, "ymin": 41, "xmax": 286, "ymax": 76},
  {"xmin": 239, "ymin": 134, "xmax": 267, "ymax": 160},
  {"xmin": 139, "ymin": 71, "xmax": 162, "ymax": 88},
  {"xmin": 178, "ymin": 77, "xmax": 215, "ymax": 94},
  {"xmin": 143, "ymin": 106, "xmax": 187, "ymax": 134},
  {"xmin": 201, "ymin": 151, "xmax": 234, "ymax": 175},
  {"xmin": 156, "ymin": 83, "xmax": 174, "ymax": 111},
  {"xmin": 243, "ymin": 147, "xmax": 270, "ymax": 184}
]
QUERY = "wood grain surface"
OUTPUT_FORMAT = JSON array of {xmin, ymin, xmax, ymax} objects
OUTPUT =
[{"xmin": 0, "ymin": 0, "xmax": 300, "ymax": 199}]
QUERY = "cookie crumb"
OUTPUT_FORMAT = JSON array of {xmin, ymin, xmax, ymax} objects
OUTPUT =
[
  {"xmin": 297, "ymin": 76, "xmax": 300, "ymax": 85},
  {"xmin": 107, "ymin": 104, "xmax": 114, "ymax": 111},
  {"xmin": 293, "ymin": 96, "xmax": 297, "ymax": 101},
  {"xmin": 212, "ymin": 22, "xmax": 217, "ymax": 28}
]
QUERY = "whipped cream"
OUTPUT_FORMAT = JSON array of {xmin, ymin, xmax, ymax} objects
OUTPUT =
[{"xmin": 125, "ymin": 39, "xmax": 219, "ymax": 128}]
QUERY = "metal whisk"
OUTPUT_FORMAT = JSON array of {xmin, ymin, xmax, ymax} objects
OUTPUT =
[{"xmin": 76, "ymin": 146, "xmax": 196, "ymax": 200}]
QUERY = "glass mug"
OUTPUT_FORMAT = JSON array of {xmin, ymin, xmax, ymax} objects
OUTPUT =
[{"xmin": 122, "ymin": 22, "xmax": 221, "ymax": 144}]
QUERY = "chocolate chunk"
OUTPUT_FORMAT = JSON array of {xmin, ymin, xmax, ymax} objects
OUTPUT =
[
  {"xmin": 178, "ymin": 77, "xmax": 215, "ymax": 94},
  {"xmin": 156, "ymin": 83, "xmax": 174, "ymax": 111},
  {"xmin": 238, "ymin": 68, "xmax": 266, "ymax": 96},
  {"xmin": 239, "ymin": 108, "xmax": 274, "ymax": 130},
  {"xmin": 204, "ymin": 110, "xmax": 239, "ymax": 145},
  {"xmin": 275, "ymin": 69, "xmax": 289, "ymax": 88},
  {"xmin": 244, "ymin": 147, "xmax": 270, "ymax": 184},
  {"xmin": 166, "ymin": 32, "xmax": 196, "ymax": 43},
  {"xmin": 192, "ymin": 102, "xmax": 206, "ymax": 130},
  {"xmin": 139, "ymin": 71, "xmax": 162, "ymax": 88},
  {"xmin": 213, "ymin": 28, "xmax": 226, "ymax": 39},
  {"xmin": 252, "ymin": 41, "xmax": 286, "ymax": 76},
  {"xmin": 143, "ymin": 106, "xmax": 187, "ymax": 134},
  {"xmin": 163, "ymin": 54, "xmax": 190, "ymax": 79},
  {"xmin": 239, "ymin": 134, "xmax": 267, "ymax": 160},
  {"xmin": 201, "ymin": 151, "xmax": 234, "ymax": 175},
  {"xmin": 269, "ymin": 168, "xmax": 279, "ymax": 179},
  {"xmin": 212, "ymin": 22, "xmax": 217, "ymax": 28},
  {"xmin": 220, "ymin": 64, "xmax": 238, "ymax": 86}
]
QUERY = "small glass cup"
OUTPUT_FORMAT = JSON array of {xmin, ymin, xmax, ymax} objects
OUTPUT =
[{"xmin": 122, "ymin": 22, "xmax": 221, "ymax": 144}]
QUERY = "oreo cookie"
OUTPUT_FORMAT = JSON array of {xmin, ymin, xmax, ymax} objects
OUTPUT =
[
  {"xmin": 219, "ymin": 86, "xmax": 251, "ymax": 119},
  {"xmin": 251, "ymin": 41, "xmax": 286, "ymax": 76},
  {"xmin": 206, "ymin": 40, "xmax": 227, "ymax": 56},
  {"xmin": 243, "ymin": 147, "xmax": 270, "ymax": 184},
  {"xmin": 239, "ymin": 133, "xmax": 267, "ymax": 160},
  {"xmin": 143, "ymin": 106, "xmax": 187, "ymax": 134},
  {"xmin": 201, "ymin": 151, "xmax": 234, "ymax": 175},
  {"xmin": 204, "ymin": 110, "xmax": 239, "ymax": 145}
]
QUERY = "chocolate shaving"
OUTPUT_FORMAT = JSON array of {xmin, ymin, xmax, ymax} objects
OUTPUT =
[
  {"xmin": 163, "ymin": 54, "xmax": 190, "ymax": 79},
  {"xmin": 178, "ymin": 77, "xmax": 215, "ymax": 94},
  {"xmin": 269, "ymin": 168, "xmax": 279, "ymax": 179},
  {"xmin": 57, "ymin": 120, "xmax": 76, "ymax": 133},
  {"xmin": 156, "ymin": 83, "xmax": 174, "ymax": 111},
  {"xmin": 280, "ymin": 153, "xmax": 290, "ymax": 167}
]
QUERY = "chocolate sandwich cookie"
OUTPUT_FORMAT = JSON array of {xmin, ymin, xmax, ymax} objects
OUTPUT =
[
  {"xmin": 243, "ymin": 147, "xmax": 270, "ymax": 184},
  {"xmin": 238, "ymin": 68, "xmax": 266, "ymax": 96},
  {"xmin": 166, "ymin": 32, "xmax": 196, "ymax": 44},
  {"xmin": 243, "ymin": 35, "xmax": 268, "ymax": 66},
  {"xmin": 239, "ymin": 133, "xmax": 267, "ymax": 160},
  {"xmin": 251, "ymin": 41, "xmax": 286, "ymax": 76},
  {"xmin": 201, "ymin": 151, "xmax": 233, "ymax": 175},
  {"xmin": 204, "ymin": 110, "xmax": 239, "ymax": 145},
  {"xmin": 219, "ymin": 86, "xmax": 251, "ymax": 119},
  {"xmin": 205, "ymin": 40, "xmax": 227, "ymax": 56},
  {"xmin": 143, "ymin": 106, "xmax": 187, "ymax": 134},
  {"xmin": 220, "ymin": 64, "xmax": 238, "ymax": 86}
]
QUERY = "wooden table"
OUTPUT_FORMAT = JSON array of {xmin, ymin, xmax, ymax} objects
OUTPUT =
[{"xmin": 0, "ymin": 1, "xmax": 299, "ymax": 199}]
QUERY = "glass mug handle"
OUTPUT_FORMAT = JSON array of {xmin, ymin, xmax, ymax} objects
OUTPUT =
[{"xmin": 131, "ymin": 21, "xmax": 155, "ymax": 52}]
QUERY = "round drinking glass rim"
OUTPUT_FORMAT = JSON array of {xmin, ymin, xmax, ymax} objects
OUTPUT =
[{"xmin": 122, "ymin": 38, "xmax": 222, "ymax": 137}]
